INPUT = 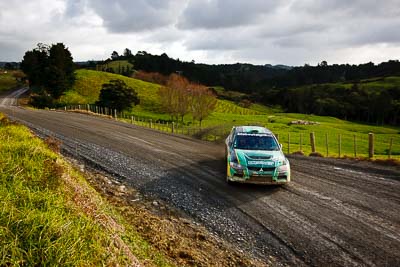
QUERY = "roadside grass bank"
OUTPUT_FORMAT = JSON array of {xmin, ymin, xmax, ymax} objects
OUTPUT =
[{"xmin": 0, "ymin": 113, "xmax": 171, "ymax": 266}]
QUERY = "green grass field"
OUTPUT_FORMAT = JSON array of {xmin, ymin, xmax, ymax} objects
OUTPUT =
[
  {"xmin": 96, "ymin": 60, "xmax": 134, "ymax": 75},
  {"xmin": 61, "ymin": 70, "xmax": 400, "ymax": 160},
  {"xmin": 0, "ymin": 113, "xmax": 171, "ymax": 266},
  {"xmin": 0, "ymin": 72, "xmax": 17, "ymax": 92}
]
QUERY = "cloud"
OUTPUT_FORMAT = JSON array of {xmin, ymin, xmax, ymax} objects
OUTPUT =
[
  {"xmin": 85, "ymin": 0, "xmax": 184, "ymax": 32},
  {"xmin": 0, "ymin": 0, "xmax": 399, "ymax": 65},
  {"xmin": 178, "ymin": 0, "xmax": 280, "ymax": 29},
  {"xmin": 292, "ymin": 0, "xmax": 400, "ymax": 18}
]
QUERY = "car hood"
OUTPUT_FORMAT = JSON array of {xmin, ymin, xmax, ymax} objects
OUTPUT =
[{"xmin": 234, "ymin": 149, "xmax": 285, "ymax": 167}]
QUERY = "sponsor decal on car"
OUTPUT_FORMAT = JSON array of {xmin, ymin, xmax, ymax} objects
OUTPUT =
[{"xmin": 247, "ymin": 160, "xmax": 274, "ymax": 166}]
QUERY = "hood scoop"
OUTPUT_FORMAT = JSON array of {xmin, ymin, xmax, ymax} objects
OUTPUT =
[{"xmin": 245, "ymin": 154, "xmax": 272, "ymax": 160}]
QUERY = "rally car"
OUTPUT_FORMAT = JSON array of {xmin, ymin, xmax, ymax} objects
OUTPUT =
[{"xmin": 225, "ymin": 126, "xmax": 290, "ymax": 184}]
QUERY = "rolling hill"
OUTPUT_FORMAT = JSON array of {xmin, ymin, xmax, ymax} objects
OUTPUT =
[{"xmin": 60, "ymin": 69, "xmax": 400, "ymax": 159}]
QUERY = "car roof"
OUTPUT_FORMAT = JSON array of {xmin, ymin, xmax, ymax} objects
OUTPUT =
[{"xmin": 234, "ymin": 126, "xmax": 272, "ymax": 134}]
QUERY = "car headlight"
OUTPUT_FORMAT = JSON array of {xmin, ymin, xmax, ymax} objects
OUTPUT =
[
  {"xmin": 277, "ymin": 159, "xmax": 289, "ymax": 172},
  {"xmin": 230, "ymin": 162, "xmax": 243, "ymax": 170},
  {"xmin": 278, "ymin": 164, "xmax": 288, "ymax": 172},
  {"xmin": 230, "ymin": 152, "xmax": 243, "ymax": 170}
]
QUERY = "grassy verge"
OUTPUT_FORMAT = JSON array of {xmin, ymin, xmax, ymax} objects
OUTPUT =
[
  {"xmin": 0, "ymin": 113, "xmax": 172, "ymax": 266},
  {"xmin": 0, "ymin": 72, "xmax": 18, "ymax": 92}
]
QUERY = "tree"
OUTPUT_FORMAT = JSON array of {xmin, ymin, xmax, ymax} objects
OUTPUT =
[
  {"xmin": 20, "ymin": 48, "xmax": 49, "ymax": 90},
  {"xmin": 158, "ymin": 85, "xmax": 179, "ymax": 120},
  {"xmin": 190, "ymin": 84, "xmax": 217, "ymax": 127},
  {"xmin": 111, "ymin": 51, "xmax": 119, "ymax": 60},
  {"xmin": 167, "ymin": 74, "xmax": 191, "ymax": 122},
  {"xmin": 21, "ymin": 43, "xmax": 75, "ymax": 103},
  {"xmin": 96, "ymin": 79, "xmax": 139, "ymax": 111},
  {"xmin": 123, "ymin": 48, "xmax": 132, "ymax": 57},
  {"xmin": 158, "ymin": 74, "xmax": 191, "ymax": 121}
]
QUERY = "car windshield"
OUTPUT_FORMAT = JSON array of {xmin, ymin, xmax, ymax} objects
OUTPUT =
[{"xmin": 233, "ymin": 135, "xmax": 279, "ymax": 150}]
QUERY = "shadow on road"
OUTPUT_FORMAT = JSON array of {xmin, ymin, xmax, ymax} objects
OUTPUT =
[{"xmin": 139, "ymin": 157, "xmax": 284, "ymax": 214}]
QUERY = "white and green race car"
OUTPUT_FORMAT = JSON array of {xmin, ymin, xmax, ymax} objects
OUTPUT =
[{"xmin": 225, "ymin": 126, "xmax": 291, "ymax": 184}]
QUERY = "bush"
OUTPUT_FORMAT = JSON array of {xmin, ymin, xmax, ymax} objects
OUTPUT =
[
  {"xmin": 29, "ymin": 93, "xmax": 54, "ymax": 108},
  {"xmin": 96, "ymin": 79, "xmax": 140, "ymax": 111}
]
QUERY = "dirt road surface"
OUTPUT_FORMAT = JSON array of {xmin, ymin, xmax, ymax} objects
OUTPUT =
[{"xmin": 1, "ymin": 91, "xmax": 399, "ymax": 266}]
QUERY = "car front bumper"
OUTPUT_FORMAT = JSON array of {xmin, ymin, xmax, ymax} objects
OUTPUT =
[{"xmin": 227, "ymin": 171, "xmax": 290, "ymax": 184}]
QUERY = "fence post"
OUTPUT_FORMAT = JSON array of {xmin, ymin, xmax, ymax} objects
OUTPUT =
[
  {"xmin": 131, "ymin": 116, "xmax": 133, "ymax": 124},
  {"xmin": 172, "ymin": 122, "xmax": 175, "ymax": 133},
  {"xmin": 325, "ymin": 133, "xmax": 329, "ymax": 156},
  {"xmin": 288, "ymin": 133, "xmax": 290, "ymax": 154},
  {"xmin": 354, "ymin": 135, "xmax": 357, "ymax": 158},
  {"xmin": 78, "ymin": 104, "xmax": 81, "ymax": 110},
  {"xmin": 114, "ymin": 109, "xmax": 117, "ymax": 119},
  {"xmin": 338, "ymin": 134, "xmax": 341, "ymax": 158},
  {"xmin": 300, "ymin": 133, "xmax": 303, "ymax": 152},
  {"xmin": 368, "ymin": 133, "xmax": 374, "ymax": 159},
  {"xmin": 150, "ymin": 119, "xmax": 153, "ymax": 129},
  {"xmin": 64, "ymin": 106, "xmax": 67, "ymax": 111},
  {"xmin": 388, "ymin": 138, "xmax": 393, "ymax": 159},
  {"xmin": 310, "ymin": 132, "xmax": 316, "ymax": 153}
]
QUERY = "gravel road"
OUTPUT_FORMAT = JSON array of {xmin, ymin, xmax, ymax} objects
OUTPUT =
[{"xmin": 1, "ymin": 91, "xmax": 399, "ymax": 266}]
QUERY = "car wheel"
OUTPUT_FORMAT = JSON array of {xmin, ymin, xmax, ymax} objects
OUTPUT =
[{"xmin": 226, "ymin": 176, "xmax": 235, "ymax": 185}]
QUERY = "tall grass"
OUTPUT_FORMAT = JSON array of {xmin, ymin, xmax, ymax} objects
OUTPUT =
[{"xmin": 0, "ymin": 114, "xmax": 172, "ymax": 266}]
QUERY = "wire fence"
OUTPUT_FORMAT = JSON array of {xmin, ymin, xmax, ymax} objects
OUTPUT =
[{"xmin": 58, "ymin": 105, "xmax": 400, "ymax": 160}]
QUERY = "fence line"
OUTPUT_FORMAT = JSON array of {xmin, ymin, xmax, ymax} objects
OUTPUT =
[{"xmin": 58, "ymin": 105, "xmax": 400, "ymax": 159}]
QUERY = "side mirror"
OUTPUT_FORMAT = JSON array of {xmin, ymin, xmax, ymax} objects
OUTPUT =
[{"xmin": 279, "ymin": 143, "xmax": 283, "ymax": 149}]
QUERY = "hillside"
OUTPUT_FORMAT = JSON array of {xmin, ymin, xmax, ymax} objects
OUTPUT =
[
  {"xmin": 62, "ymin": 69, "xmax": 260, "ymax": 116},
  {"xmin": 96, "ymin": 60, "xmax": 134, "ymax": 75},
  {"xmin": 60, "ymin": 69, "xmax": 400, "ymax": 159}
]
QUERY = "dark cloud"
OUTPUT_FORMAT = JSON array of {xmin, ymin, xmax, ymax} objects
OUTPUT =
[
  {"xmin": 0, "ymin": 0, "xmax": 399, "ymax": 65},
  {"xmin": 86, "ymin": 0, "xmax": 183, "ymax": 32},
  {"xmin": 177, "ymin": 0, "xmax": 280, "ymax": 29}
]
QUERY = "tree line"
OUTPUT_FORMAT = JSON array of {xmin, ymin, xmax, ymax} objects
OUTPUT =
[
  {"xmin": 104, "ymin": 50, "xmax": 400, "ymax": 126},
  {"xmin": 105, "ymin": 50, "xmax": 400, "ymax": 91},
  {"xmin": 278, "ymin": 83, "xmax": 400, "ymax": 125}
]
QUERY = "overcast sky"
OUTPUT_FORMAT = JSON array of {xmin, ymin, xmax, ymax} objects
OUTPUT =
[{"xmin": 1, "ymin": 0, "xmax": 399, "ymax": 66}]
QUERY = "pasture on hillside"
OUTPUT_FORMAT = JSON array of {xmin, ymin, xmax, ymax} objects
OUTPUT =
[
  {"xmin": 60, "ymin": 70, "xmax": 400, "ymax": 160},
  {"xmin": 96, "ymin": 60, "xmax": 134, "ymax": 75}
]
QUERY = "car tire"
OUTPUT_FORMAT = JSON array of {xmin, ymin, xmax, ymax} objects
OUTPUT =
[{"xmin": 226, "ymin": 176, "xmax": 235, "ymax": 185}]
